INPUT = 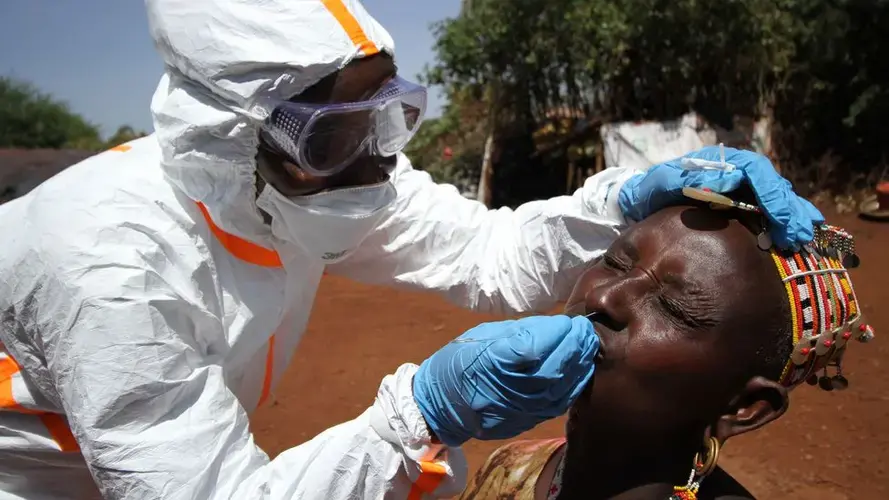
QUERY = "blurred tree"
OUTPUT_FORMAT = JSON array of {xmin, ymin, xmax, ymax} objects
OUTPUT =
[
  {"xmin": 418, "ymin": 0, "xmax": 889, "ymax": 202},
  {"xmin": 429, "ymin": 0, "xmax": 799, "ymax": 129},
  {"xmin": 769, "ymin": 0, "xmax": 889, "ymax": 192},
  {"xmin": 0, "ymin": 77, "xmax": 103, "ymax": 150},
  {"xmin": 421, "ymin": 0, "xmax": 796, "ymax": 204},
  {"xmin": 104, "ymin": 125, "xmax": 148, "ymax": 149}
]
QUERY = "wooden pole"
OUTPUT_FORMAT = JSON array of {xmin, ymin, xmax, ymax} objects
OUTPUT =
[
  {"xmin": 477, "ymin": 128, "xmax": 495, "ymax": 206},
  {"xmin": 595, "ymin": 142, "xmax": 604, "ymax": 173},
  {"xmin": 566, "ymin": 159, "xmax": 575, "ymax": 195}
]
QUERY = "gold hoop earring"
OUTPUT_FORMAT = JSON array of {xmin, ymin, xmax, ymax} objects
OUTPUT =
[
  {"xmin": 693, "ymin": 436, "xmax": 721, "ymax": 477},
  {"xmin": 670, "ymin": 437, "xmax": 722, "ymax": 500}
]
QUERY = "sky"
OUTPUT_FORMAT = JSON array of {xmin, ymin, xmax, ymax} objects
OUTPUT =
[{"xmin": 0, "ymin": 0, "xmax": 462, "ymax": 138}]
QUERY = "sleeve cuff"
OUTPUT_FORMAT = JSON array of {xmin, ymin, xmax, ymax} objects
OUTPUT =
[
  {"xmin": 369, "ymin": 363, "xmax": 446, "ymax": 461},
  {"xmin": 581, "ymin": 166, "xmax": 640, "ymax": 228},
  {"xmin": 369, "ymin": 363, "xmax": 468, "ymax": 498}
]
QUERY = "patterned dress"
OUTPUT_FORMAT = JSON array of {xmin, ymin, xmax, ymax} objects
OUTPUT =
[{"xmin": 459, "ymin": 438, "xmax": 567, "ymax": 500}]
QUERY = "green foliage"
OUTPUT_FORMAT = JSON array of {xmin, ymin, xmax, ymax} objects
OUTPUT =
[
  {"xmin": 770, "ymin": 0, "xmax": 889, "ymax": 191},
  {"xmin": 0, "ymin": 77, "xmax": 150, "ymax": 152},
  {"xmin": 428, "ymin": 0, "xmax": 800, "ymax": 124},
  {"xmin": 406, "ymin": 88, "xmax": 490, "ymax": 190},
  {"xmin": 419, "ymin": 0, "xmax": 889, "ymax": 200},
  {"xmin": 0, "ymin": 77, "xmax": 104, "ymax": 150}
]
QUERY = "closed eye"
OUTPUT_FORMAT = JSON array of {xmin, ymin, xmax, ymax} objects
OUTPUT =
[
  {"xmin": 658, "ymin": 293, "xmax": 719, "ymax": 329},
  {"xmin": 603, "ymin": 252, "xmax": 631, "ymax": 272}
]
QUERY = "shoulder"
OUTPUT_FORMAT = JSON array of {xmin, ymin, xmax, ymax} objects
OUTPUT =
[
  {"xmin": 459, "ymin": 439, "xmax": 566, "ymax": 500},
  {"xmin": 390, "ymin": 152, "xmax": 467, "ymax": 201},
  {"xmin": 378, "ymin": 153, "xmax": 486, "ymax": 233},
  {"xmin": 0, "ymin": 138, "xmax": 208, "ymax": 297}
]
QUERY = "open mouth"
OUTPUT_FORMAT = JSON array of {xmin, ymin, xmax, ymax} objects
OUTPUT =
[
  {"xmin": 587, "ymin": 312, "xmax": 608, "ymax": 364},
  {"xmin": 565, "ymin": 308, "xmax": 610, "ymax": 364},
  {"xmin": 564, "ymin": 300, "xmax": 622, "ymax": 367},
  {"xmin": 582, "ymin": 311, "xmax": 626, "ymax": 367}
]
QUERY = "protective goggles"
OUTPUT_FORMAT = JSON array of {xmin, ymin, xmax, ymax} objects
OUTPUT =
[{"xmin": 259, "ymin": 75, "xmax": 427, "ymax": 177}]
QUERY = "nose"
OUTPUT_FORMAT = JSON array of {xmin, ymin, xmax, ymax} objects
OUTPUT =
[{"xmin": 581, "ymin": 270, "xmax": 653, "ymax": 332}]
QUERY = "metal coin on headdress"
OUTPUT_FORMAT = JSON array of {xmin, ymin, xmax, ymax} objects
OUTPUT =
[
  {"xmin": 757, "ymin": 232, "xmax": 773, "ymax": 251},
  {"xmin": 791, "ymin": 341, "xmax": 813, "ymax": 365},
  {"xmin": 848, "ymin": 317, "xmax": 862, "ymax": 335},
  {"xmin": 835, "ymin": 330, "xmax": 851, "ymax": 348},
  {"xmin": 843, "ymin": 253, "xmax": 860, "ymax": 269},
  {"xmin": 857, "ymin": 324, "xmax": 875, "ymax": 343},
  {"xmin": 831, "ymin": 375, "xmax": 849, "ymax": 390},
  {"xmin": 815, "ymin": 331, "xmax": 838, "ymax": 356}
]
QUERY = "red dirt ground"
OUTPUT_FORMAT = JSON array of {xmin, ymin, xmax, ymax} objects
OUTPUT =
[{"xmin": 252, "ymin": 212, "xmax": 889, "ymax": 499}]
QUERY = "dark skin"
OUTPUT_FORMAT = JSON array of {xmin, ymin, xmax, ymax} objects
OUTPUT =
[
  {"xmin": 254, "ymin": 53, "xmax": 399, "ymax": 198},
  {"xmin": 545, "ymin": 205, "xmax": 792, "ymax": 500},
  {"xmin": 261, "ymin": 54, "xmax": 790, "ymax": 497}
]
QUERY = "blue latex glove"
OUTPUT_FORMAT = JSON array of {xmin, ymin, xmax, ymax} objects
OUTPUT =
[
  {"xmin": 618, "ymin": 146, "xmax": 825, "ymax": 249},
  {"xmin": 413, "ymin": 315, "xmax": 598, "ymax": 447}
]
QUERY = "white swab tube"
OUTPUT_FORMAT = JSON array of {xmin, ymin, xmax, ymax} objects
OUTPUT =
[{"xmin": 680, "ymin": 143, "xmax": 736, "ymax": 172}]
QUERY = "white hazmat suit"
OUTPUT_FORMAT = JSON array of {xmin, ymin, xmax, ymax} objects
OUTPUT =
[{"xmin": 0, "ymin": 0, "xmax": 635, "ymax": 498}]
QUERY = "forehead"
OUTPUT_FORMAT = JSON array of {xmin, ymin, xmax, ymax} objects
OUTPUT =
[
  {"xmin": 617, "ymin": 206, "xmax": 772, "ymax": 292},
  {"xmin": 296, "ymin": 54, "xmax": 397, "ymax": 103}
]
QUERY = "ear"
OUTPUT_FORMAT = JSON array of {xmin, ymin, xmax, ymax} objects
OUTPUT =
[{"xmin": 712, "ymin": 376, "xmax": 789, "ymax": 442}]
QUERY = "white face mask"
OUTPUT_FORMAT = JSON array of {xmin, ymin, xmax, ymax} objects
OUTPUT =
[{"xmin": 256, "ymin": 181, "xmax": 396, "ymax": 263}]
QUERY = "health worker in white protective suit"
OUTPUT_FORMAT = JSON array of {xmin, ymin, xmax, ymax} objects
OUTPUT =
[{"xmin": 0, "ymin": 0, "xmax": 825, "ymax": 499}]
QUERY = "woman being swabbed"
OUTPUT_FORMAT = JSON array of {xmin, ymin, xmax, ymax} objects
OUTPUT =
[{"xmin": 451, "ymin": 190, "xmax": 873, "ymax": 500}]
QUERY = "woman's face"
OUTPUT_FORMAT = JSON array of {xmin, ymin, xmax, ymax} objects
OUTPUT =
[{"xmin": 564, "ymin": 205, "xmax": 788, "ymax": 439}]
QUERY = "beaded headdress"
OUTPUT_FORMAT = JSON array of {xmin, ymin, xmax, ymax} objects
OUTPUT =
[
  {"xmin": 667, "ymin": 188, "xmax": 875, "ymax": 500},
  {"xmin": 768, "ymin": 225, "xmax": 872, "ymax": 391},
  {"xmin": 681, "ymin": 187, "xmax": 873, "ymax": 393}
]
